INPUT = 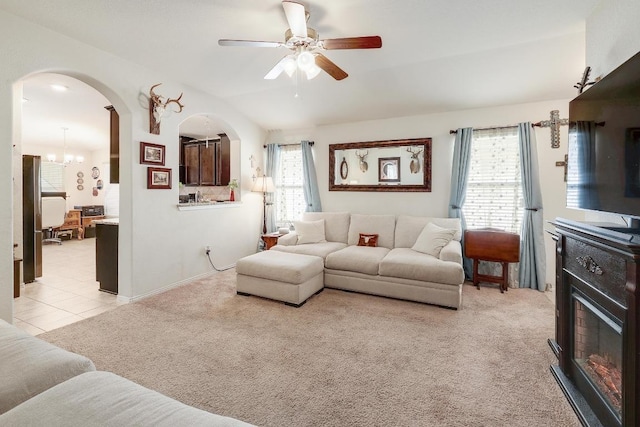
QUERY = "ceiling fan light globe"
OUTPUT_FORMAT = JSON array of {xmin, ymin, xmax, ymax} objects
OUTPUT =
[
  {"xmin": 305, "ymin": 64, "xmax": 321, "ymax": 80},
  {"xmin": 296, "ymin": 51, "xmax": 315, "ymax": 71},
  {"xmin": 282, "ymin": 57, "xmax": 297, "ymax": 77}
]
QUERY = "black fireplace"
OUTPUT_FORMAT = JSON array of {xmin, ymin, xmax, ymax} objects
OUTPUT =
[{"xmin": 551, "ymin": 219, "xmax": 639, "ymax": 427}]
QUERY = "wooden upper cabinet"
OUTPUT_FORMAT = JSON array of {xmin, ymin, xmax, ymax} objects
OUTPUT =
[
  {"xmin": 105, "ymin": 106, "xmax": 119, "ymax": 184},
  {"xmin": 183, "ymin": 144, "xmax": 200, "ymax": 186},
  {"xmin": 218, "ymin": 134, "xmax": 231, "ymax": 186},
  {"xmin": 180, "ymin": 134, "xmax": 231, "ymax": 186},
  {"xmin": 199, "ymin": 144, "xmax": 216, "ymax": 186}
]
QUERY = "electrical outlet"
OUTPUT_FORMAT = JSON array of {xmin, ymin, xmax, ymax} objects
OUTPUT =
[{"xmin": 205, "ymin": 245, "xmax": 211, "ymax": 255}]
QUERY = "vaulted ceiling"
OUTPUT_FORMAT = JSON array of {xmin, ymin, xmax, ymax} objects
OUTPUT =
[{"xmin": 2, "ymin": 0, "xmax": 600, "ymax": 149}]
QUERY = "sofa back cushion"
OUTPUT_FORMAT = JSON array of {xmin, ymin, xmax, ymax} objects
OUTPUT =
[
  {"xmin": 302, "ymin": 212, "xmax": 350, "ymax": 243},
  {"xmin": 395, "ymin": 215, "xmax": 462, "ymax": 248},
  {"xmin": 347, "ymin": 214, "xmax": 396, "ymax": 249}
]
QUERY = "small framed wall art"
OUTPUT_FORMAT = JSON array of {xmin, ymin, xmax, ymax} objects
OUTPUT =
[
  {"xmin": 378, "ymin": 157, "xmax": 401, "ymax": 183},
  {"xmin": 147, "ymin": 167, "xmax": 172, "ymax": 189},
  {"xmin": 140, "ymin": 141, "xmax": 165, "ymax": 166}
]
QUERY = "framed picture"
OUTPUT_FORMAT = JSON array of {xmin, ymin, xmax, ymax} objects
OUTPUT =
[
  {"xmin": 147, "ymin": 167, "xmax": 172, "ymax": 189},
  {"xmin": 140, "ymin": 141, "xmax": 165, "ymax": 165},
  {"xmin": 378, "ymin": 157, "xmax": 401, "ymax": 182}
]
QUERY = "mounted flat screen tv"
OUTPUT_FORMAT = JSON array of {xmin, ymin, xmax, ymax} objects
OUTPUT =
[{"xmin": 567, "ymin": 50, "xmax": 640, "ymax": 224}]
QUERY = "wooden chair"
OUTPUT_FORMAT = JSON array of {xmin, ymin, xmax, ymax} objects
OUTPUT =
[{"xmin": 464, "ymin": 228, "xmax": 520, "ymax": 293}]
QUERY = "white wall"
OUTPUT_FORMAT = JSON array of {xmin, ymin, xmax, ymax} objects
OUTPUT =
[{"xmin": 0, "ymin": 10, "xmax": 266, "ymax": 322}]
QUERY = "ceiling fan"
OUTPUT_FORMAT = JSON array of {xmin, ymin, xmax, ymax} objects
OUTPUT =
[{"xmin": 218, "ymin": 1, "xmax": 382, "ymax": 81}]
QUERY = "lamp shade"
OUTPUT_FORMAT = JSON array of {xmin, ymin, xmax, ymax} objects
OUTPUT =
[{"xmin": 251, "ymin": 176, "xmax": 275, "ymax": 193}]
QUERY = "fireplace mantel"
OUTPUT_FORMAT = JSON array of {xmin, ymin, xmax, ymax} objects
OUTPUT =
[{"xmin": 551, "ymin": 219, "xmax": 639, "ymax": 427}]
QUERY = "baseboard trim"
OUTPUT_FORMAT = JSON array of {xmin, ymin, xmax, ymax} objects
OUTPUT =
[{"xmin": 120, "ymin": 270, "xmax": 220, "ymax": 304}]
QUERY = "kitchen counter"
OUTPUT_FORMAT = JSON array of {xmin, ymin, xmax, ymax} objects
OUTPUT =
[
  {"xmin": 93, "ymin": 218, "xmax": 119, "ymax": 225},
  {"xmin": 177, "ymin": 201, "xmax": 242, "ymax": 211}
]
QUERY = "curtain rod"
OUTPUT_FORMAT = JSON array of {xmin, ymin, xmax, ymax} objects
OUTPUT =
[
  {"xmin": 263, "ymin": 141, "xmax": 314, "ymax": 148},
  {"xmin": 449, "ymin": 125, "xmax": 521, "ymax": 134}
]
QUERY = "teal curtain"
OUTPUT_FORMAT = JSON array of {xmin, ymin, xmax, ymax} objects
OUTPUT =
[
  {"xmin": 301, "ymin": 141, "xmax": 322, "ymax": 212},
  {"xmin": 265, "ymin": 144, "xmax": 280, "ymax": 233},
  {"xmin": 518, "ymin": 123, "xmax": 546, "ymax": 291},
  {"xmin": 449, "ymin": 127, "xmax": 473, "ymax": 278}
]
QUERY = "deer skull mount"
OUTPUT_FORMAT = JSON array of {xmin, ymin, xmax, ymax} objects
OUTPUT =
[
  {"xmin": 355, "ymin": 150, "xmax": 368, "ymax": 172},
  {"xmin": 149, "ymin": 83, "xmax": 185, "ymax": 135},
  {"xmin": 407, "ymin": 146, "xmax": 423, "ymax": 174}
]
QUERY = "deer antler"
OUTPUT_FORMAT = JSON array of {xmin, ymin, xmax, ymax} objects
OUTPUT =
[
  {"xmin": 149, "ymin": 83, "xmax": 185, "ymax": 134},
  {"xmin": 149, "ymin": 83, "xmax": 184, "ymax": 112},
  {"xmin": 165, "ymin": 92, "xmax": 184, "ymax": 113},
  {"xmin": 407, "ymin": 147, "xmax": 423, "ymax": 157}
]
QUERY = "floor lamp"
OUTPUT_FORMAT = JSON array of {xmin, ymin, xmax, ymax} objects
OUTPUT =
[{"xmin": 252, "ymin": 176, "xmax": 275, "ymax": 234}]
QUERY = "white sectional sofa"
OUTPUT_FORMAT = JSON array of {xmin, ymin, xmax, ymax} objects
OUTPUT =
[
  {"xmin": 0, "ymin": 319, "xmax": 254, "ymax": 426},
  {"xmin": 272, "ymin": 212, "xmax": 465, "ymax": 309}
]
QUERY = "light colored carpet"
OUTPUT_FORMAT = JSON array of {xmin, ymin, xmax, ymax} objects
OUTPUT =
[{"xmin": 41, "ymin": 270, "xmax": 578, "ymax": 427}]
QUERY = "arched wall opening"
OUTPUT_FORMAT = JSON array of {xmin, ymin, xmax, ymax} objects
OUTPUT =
[{"xmin": 10, "ymin": 70, "xmax": 133, "ymax": 324}]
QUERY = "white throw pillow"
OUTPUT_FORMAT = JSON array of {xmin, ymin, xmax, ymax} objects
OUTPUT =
[
  {"xmin": 411, "ymin": 222, "xmax": 457, "ymax": 257},
  {"xmin": 293, "ymin": 219, "xmax": 327, "ymax": 245}
]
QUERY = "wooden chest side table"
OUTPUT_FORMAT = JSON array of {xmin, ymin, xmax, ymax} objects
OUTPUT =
[
  {"xmin": 464, "ymin": 228, "xmax": 520, "ymax": 293},
  {"xmin": 261, "ymin": 233, "xmax": 283, "ymax": 250}
]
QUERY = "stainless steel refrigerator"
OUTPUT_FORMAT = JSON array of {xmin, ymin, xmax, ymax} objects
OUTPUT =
[{"xmin": 22, "ymin": 155, "xmax": 42, "ymax": 283}]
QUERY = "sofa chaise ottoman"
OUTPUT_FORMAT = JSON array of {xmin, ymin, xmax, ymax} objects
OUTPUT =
[
  {"xmin": 0, "ymin": 318, "xmax": 96, "ymax": 414},
  {"xmin": 0, "ymin": 319, "xmax": 255, "ymax": 426},
  {"xmin": 236, "ymin": 250, "xmax": 324, "ymax": 307},
  {"xmin": 0, "ymin": 371, "xmax": 253, "ymax": 426}
]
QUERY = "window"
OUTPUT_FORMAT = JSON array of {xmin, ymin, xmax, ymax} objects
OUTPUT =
[
  {"xmin": 462, "ymin": 128, "xmax": 523, "ymax": 233},
  {"xmin": 41, "ymin": 162, "xmax": 65, "ymax": 193},
  {"xmin": 274, "ymin": 145, "xmax": 305, "ymax": 227}
]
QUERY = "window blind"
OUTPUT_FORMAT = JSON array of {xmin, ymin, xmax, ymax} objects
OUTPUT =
[
  {"xmin": 462, "ymin": 127, "xmax": 523, "ymax": 233},
  {"xmin": 41, "ymin": 162, "xmax": 65, "ymax": 193},
  {"xmin": 275, "ymin": 144, "xmax": 306, "ymax": 226}
]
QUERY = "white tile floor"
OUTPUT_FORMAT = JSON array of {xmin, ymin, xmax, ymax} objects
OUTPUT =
[{"xmin": 13, "ymin": 237, "xmax": 123, "ymax": 335}]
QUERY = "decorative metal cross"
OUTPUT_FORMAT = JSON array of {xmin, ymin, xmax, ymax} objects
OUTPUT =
[{"xmin": 536, "ymin": 110, "xmax": 569, "ymax": 149}]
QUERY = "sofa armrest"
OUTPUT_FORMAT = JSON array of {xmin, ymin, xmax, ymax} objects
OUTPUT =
[
  {"xmin": 277, "ymin": 232, "xmax": 298, "ymax": 246},
  {"xmin": 440, "ymin": 240, "xmax": 462, "ymax": 264}
]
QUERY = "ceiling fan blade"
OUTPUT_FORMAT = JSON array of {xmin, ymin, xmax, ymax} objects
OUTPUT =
[
  {"xmin": 264, "ymin": 56, "xmax": 291, "ymax": 80},
  {"xmin": 282, "ymin": 1, "xmax": 307, "ymax": 38},
  {"xmin": 315, "ymin": 53, "xmax": 348, "ymax": 81},
  {"xmin": 218, "ymin": 39, "xmax": 282, "ymax": 48},
  {"xmin": 322, "ymin": 36, "xmax": 382, "ymax": 50},
  {"xmin": 264, "ymin": 65, "xmax": 284, "ymax": 80}
]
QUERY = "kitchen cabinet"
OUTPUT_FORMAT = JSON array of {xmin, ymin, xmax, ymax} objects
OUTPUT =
[
  {"xmin": 96, "ymin": 222, "xmax": 118, "ymax": 294},
  {"xmin": 180, "ymin": 134, "xmax": 230, "ymax": 186},
  {"xmin": 105, "ymin": 105, "xmax": 119, "ymax": 184}
]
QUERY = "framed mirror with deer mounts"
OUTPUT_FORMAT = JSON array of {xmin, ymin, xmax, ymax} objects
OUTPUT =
[{"xmin": 329, "ymin": 138, "xmax": 432, "ymax": 192}]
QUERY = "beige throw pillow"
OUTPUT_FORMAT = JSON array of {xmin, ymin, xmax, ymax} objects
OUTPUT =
[
  {"xmin": 293, "ymin": 219, "xmax": 327, "ymax": 245},
  {"xmin": 412, "ymin": 222, "xmax": 457, "ymax": 257}
]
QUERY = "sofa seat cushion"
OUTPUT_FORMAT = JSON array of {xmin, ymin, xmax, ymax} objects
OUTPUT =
[
  {"xmin": 325, "ymin": 245, "xmax": 390, "ymax": 275},
  {"xmin": 0, "ymin": 319, "xmax": 96, "ymax": 414},
  {"xmin": 271, "ymin": 241, "xmax": 347, "ymax": 259},
  {"xmin": 236, "ymin": 250, "xmax": 324, "ymax": 284},
  {"xmin": 379, "ymin": 248, "xmax": 465, "ymax": 285},
  {"xmin": 0, "ymin": 371, "xmax": 253, "ymax": 426}
]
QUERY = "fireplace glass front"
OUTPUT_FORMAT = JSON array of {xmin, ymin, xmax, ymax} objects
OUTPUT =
[{"xmin": 573, "ymin": 295, "xmax": 623, "ymax": 420}]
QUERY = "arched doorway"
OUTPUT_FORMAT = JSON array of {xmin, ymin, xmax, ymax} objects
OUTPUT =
[{"xmin": 13, "ymin": 72, "xmax": 121, "ymax": 334}]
